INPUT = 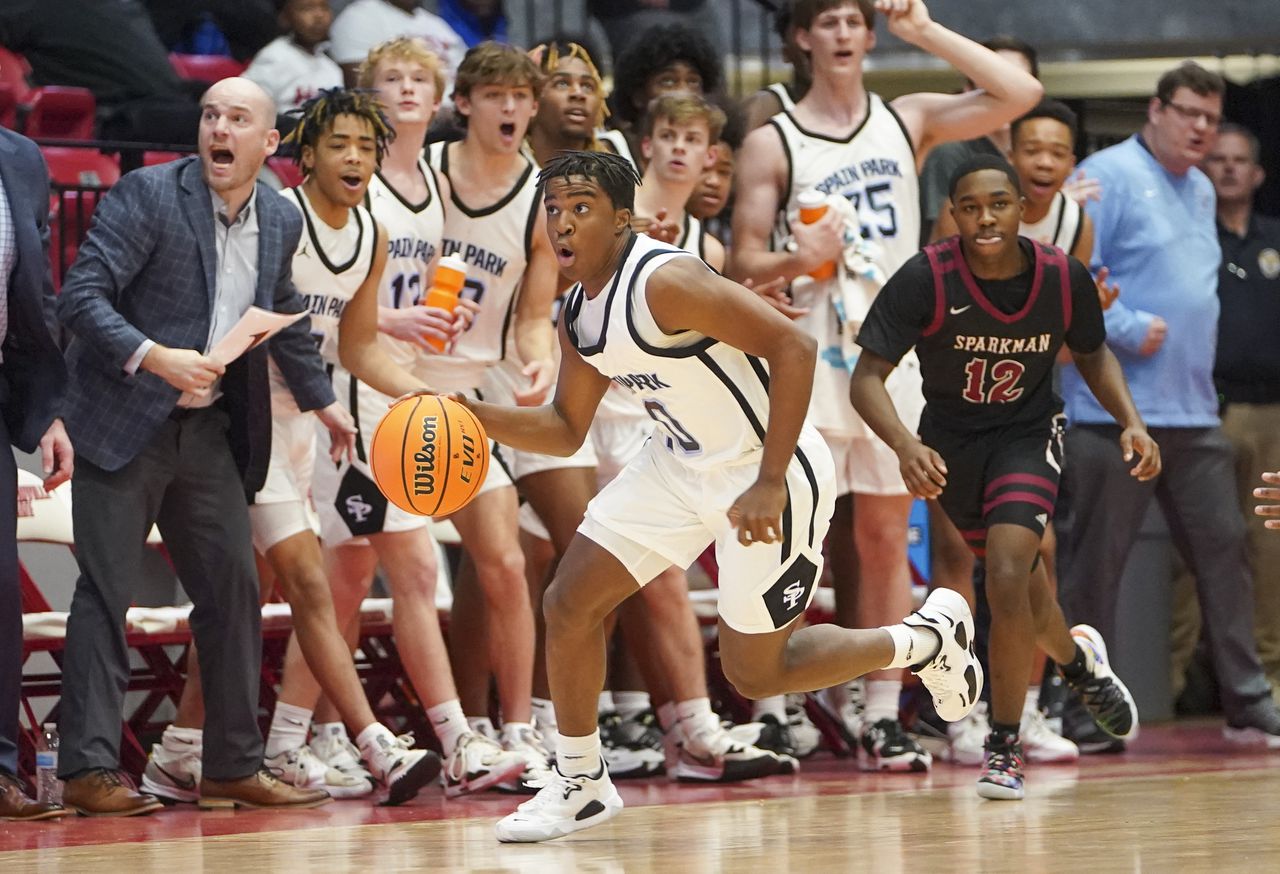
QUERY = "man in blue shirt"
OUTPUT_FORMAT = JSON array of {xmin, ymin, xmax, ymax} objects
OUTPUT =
[{"xmin": 1057, "ymin": 62, "xmax": 1280, "ymax": 749}]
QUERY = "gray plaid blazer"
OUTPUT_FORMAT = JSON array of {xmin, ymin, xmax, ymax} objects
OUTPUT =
[
  {"xmin": 0, "ymin": 129, "xmax": 65, "ymax": 453},
  {"xmin": 58, "ymin": 156, "xmax": 334, "ymax": 492}
]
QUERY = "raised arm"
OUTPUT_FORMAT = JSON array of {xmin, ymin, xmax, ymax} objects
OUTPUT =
[{"xmin": 885, "ymin": 0, "xmax": 1043, "ymax": 160}]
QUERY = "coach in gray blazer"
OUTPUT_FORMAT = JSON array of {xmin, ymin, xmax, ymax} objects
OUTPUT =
[
  {"xmin": 0, "ymin": 130, "xmax": 74, "ymax": 821},
  {"xmin": 55, "ymin": 78, "xmax": 332, "ymax": 815}
]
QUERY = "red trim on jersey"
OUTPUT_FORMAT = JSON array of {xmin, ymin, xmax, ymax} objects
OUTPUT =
[
  {"xmin": 948, "ymin": 236, "xmax": 1044, "ymax": 325},
  {"xmin": 922, "ymin": 240, "xmax": 952, "ymax": 337}
]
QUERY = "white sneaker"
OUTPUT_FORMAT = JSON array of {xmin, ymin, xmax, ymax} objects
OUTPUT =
[
  {"xmin": 1066, "ymin": 624, "xmax": 1139, "ymax": 742},
  {"xmin": 816, "ymin": 680, "xmax": 866, "ymax": 745},
  {"xmin": 1021, "ymin": 706, "xmax": 1080, "ymax": 763},
  {"xmin": 494, "ymin": 764, "xmax": 623, "ymax": 843},
  {"xmin": 500, "ymin": 724, "xmax": 556, "ymax": 793},
  {"xmin": 676, "ymin": 724, "xmax": 784, "ymax": 783},
  {"xmin": 903, "ymin": 588, "xmax": 983, "ymax": 721},
  {"xmin": 309, "ymin": 726, "xmax": 376, "ymax": 790},
  {"xmin": 946, "ymin": 701, "xmax": 989, "ymax": 766},
  {"xmin": 444, "ymin": 731, "xmax": 526, "ymax": 798},
  {"xmin": 360, "ymin": 730, "xmax": 442, "ymax": 805},
  {"xmin": 265, "ymin": 744, "xmax": 372, "ymax": 799},
  {"xmin": 785, "ymin": 695, "xmax": 823, "ymax": 758},
  {"xmin": 141, "ymin": 739, "xmax": 202, "ymax": 803}
]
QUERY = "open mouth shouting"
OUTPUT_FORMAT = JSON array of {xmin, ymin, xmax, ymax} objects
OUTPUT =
[
  {"xmin": 498, "ymin": 122, "xmax": 518, "ymax": 143},
  {"xmin": 554, "ymin": 241, "xmax": 576, "ymax": 269},
  {"xmin": 339, "ymin": 172, "xmax": 365, "ymax": 193},
  {"xmin": 208, "ymin": 144, "xmax": 235, "ymax": 176}
]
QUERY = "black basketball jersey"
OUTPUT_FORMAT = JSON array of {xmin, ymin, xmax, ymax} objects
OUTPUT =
[{"xmin": 858, "ymin": 236, "xmax": 1104, "ymax": 434}]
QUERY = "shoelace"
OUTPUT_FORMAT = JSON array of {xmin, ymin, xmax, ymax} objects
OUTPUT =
[
  {"xmin": 982, "ymin": 744, "xmax": 1025, "ymax": 777},
  {"xmin": 1073, "ymin": 676, "xmax": 1127, "ymax": 721},
  {"xmin": 517, "ymin": 771, "xmax": 588, "ymax": 813}
]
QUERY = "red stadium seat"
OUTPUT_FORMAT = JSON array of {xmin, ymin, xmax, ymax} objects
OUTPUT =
[
  {"xmin": 0, "ymin": 45, "xmax": 33, "ymax": 103},
  {"xmin": 41, "ymin": 146, "xmax": 120, "ymax": 187},
  {"xmin": 267, "ymin": 156, "xmax": 304, "ymax": 189},
  {"xmin": 0, "ymin": 83, "xmax": 17, "ymax": 130},
  {"xmin": 169, "ymin": 52, "xmax": 247, "ymax": 83},
  {"xmin": 24, "ymin": 86, "xmax": 97, "ymax": 139}
]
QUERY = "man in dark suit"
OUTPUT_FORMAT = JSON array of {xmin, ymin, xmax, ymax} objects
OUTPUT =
[
  {"xmin": 0, "ymin": 130, "xmax": 74, "ymax": 822},
  {"xmin": 56, "ymin": 77, "xmax": 341, "ymax": 815}
]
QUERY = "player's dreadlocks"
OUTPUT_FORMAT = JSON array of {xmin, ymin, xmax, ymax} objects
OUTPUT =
[
  {"xmin": 538, "ymin": 150, "xmax": 642, "ymax": 213},
  {"xmin": 529, "ymin": 39, "xmax": 609, "ymax": 149},
  {"xmin": 284, "ymin": 87, "xmax": 396, "ymax": 173}
]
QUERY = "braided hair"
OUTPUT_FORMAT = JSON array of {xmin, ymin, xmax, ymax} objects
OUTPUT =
[
  {"xmin": 530, "ymin": 38, "xmax": 610, "ymax": 142},
  {"xmin": 284, "ymin": 87, "xmax": 396, "ymax": 174},
  {"xmin": 538, "ymin": 150, "xmax": 642, "ymax": 212}
]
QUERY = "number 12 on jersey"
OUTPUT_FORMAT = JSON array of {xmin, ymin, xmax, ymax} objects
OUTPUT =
[{"xmin": 961, "ymin": 358, "xmax": 1026, "ymax": 404}]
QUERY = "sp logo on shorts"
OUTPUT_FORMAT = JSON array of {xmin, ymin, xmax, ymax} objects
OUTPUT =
[
  {"xmin": 762, "ymin": 554, "xmax": 819, "ymax": 630},
  {"xmin": 335, "ymin": 467, "xmax": 387, "ymax": 536}
]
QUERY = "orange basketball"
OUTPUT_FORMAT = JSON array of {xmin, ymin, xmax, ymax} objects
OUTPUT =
[{"xmin": 370, "ymin": 395, "xmax": 490, "ymax": 517}]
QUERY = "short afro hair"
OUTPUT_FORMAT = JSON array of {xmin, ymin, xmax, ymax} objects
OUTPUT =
[
  {"xmin": 948, "ymin": 154, "xmax": 1022, "ymax": 201},
  {"xmin": 539, "ymin": 150, "xmax": 642, "ymax": 213},
  {"xmin": 608, "ymin": 23, "xmax": 722, "ymax": 129},
  {"xmin": 1011, "ymin": 99, "xmax": 1078, "ymax": 146}
]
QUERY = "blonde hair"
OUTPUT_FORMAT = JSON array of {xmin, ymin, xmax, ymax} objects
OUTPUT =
[
  {"xmin": 641, "ymin": 93, "xmax": 726, "ymax": 142},
  {"xmin": 357, "ymin": 37, "xmax": 446, "ymax": 97}
]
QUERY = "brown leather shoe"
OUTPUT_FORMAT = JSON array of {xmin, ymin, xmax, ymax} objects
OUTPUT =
[
  {"xmin": 63, "ymin": 768, "xmax": 164, "ymax": 817},
  {"xmin": 198, "ymin": 769, "xmax": 331, "ymax": 810},
  {"xmin": 0, "ymin": 771, "xmax": 69, "ymax": 821}
]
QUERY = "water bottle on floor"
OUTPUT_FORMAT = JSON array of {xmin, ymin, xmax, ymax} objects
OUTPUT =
[{"xmin": 36, "ymin": 723, "xmax": 61, "ymax": 805}]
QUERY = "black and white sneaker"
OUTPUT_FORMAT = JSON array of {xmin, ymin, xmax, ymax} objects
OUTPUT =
[
  {"xmin": 1064, "ymin": 624, "xmax": 1138, "ymax": 741},
  {"xmin": 858, "ymin": 718, "xmax": 932, "ymax": 772},
  {"xmin": 903, "ymin": 588, "xmax": 983, "ymax": 722},
  {"xmin": 494, "ymin": 764, "xmax": 623, "ymax": 843}
]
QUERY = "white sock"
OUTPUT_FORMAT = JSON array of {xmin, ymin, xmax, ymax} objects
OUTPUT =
[
  {"xmin": 531, "ymin": 697, "xmax": 557, "ymax": 732},
  {"xmin": 162, "ymin": 725, "xmax": 202, "ymax": 753},
  {"xmin": 597, "ymin": 691, "xmax": 616, "ymax": 714},
  {"xmin": 613, "ymin": 691, "xmax": 650, "ymax": 722},
  {"xmin": 1023, "ymin": 687, "xmax": 1041, "ymax": 717},
  {"xmin": 265, "ymin": 702, "xmax": 312, "ymax": 758},
  {"xmin": 864, "ymin": 680, "xmax": 902, "ymax": 726},
  {"xmin": 467, "ymin": 716, "xmax": 495, "ymax": 738},
  {"xmin": 752, "ymin": 695, "xmax": 787, "ymax": 723},
  {"xmin": 355, "ymin": 722, "xmax": 393, "ymax": 754},
  {"xmin": 880, "ymin": 624, "xmax": 941, "ymax": 669},
  {"xmin": 556, "ymin": 729, "xmax": 602, "ymax": 777},
  {"xmin": 426, "ymin": 699, "xmax": 470, "ymax": 756},
  {"xmin": 675, "ymin": 697, "xmax": 718, "ymax": 738},
  {"xmin": 657, "ymin": 701, "xmax": 678, "ymax": 733}
]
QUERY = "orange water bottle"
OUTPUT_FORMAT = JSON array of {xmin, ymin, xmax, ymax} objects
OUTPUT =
[
  {"xmin": 797, "ymin": 189, "xmax": 837, "ymax": 281},
  {"xmin": 422, "ymin": 255, "xmax": 468, "ymax": 352}
]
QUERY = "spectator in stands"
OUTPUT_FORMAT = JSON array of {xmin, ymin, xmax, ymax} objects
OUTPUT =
[
  {"xmin": 600, "ymin": 22, "xmax": 722, "ymax": 172},
  {"xmin": 0, "ymin": 127, "xmax": 73, "ymax": 823},
  {"xmin": 1056, "ymin": 62, "xmax": 1280, "ymax": 748},
  {"xmin": 918, "ymin": 36, "xmax": 1038, "ymax": 242},
  {"xmin": 1199, "ymin": 123, "xmax": 1280, "ymax": 695},
  {"xmin": 588, "ymin": 0, "xmax": 723, "ymax": 59},
  {"xmin": 54, "ymin": 77, "xmax": 334, "ymax": 815},
  {"xmin": 328, "ymin": 0, "xmax": 465, "ymax": 91},
  {"xmin": 243, "ymin": 0, "xmax": 344, "ymax": 113},
  {"xmin": 439, "ymin": 0, "xmax": 507, "ymax": 48},
  {"xmin": 145, "ymin": 0, "xmax": 278, "ymax": 62},
  {"xmin": 0, "ymin": 0, "xmax": 202, "ymax": 145}
]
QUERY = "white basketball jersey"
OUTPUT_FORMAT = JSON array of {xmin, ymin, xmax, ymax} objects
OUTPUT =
[
  {"xmin": 271, "ymin": 186, "xmax": 376, "ymax": 412},
  {"xmin": 566, "ymin": 234, "xmax": 774, "ymax": 470},
  {"xmin": 676, "ymin": 213, "xmax": 706, "ymax": 261},
  {"xmin": 1021, "ymin": 190, "xmax": 1083, "ymax": 252},
  {"xmin": 596, "ymin": 128, "xmax": 640, "ymax": 173},
  {"xmin": 364, "ymin": 156, "xmax": 446, "ymax": 368},
  {"xmin": 426, "ymin": 140, "xmax": 541, "ymax": 390},
  {"xmin": 770, "ymin": 93, "xmax": 920, "ymax": 436},
  {"xmin": 766, "ymin": 81, "xmax": 797, "ymax": 113}
]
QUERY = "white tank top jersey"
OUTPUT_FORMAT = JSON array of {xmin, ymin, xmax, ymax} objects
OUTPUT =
[
  {"xmin": 596, "ymin": 128, "xmax": 639, "ymax": 173},
  {"xmin": 565, "ymin": 234, "xmax": 776, "ymax": 471},
  {"xmin": 595, "ymin": 210, "xmax": 709, "ymax": 423},
  {"xmin": 1020, "ymin": 189, "xmax": 1083, "ymax": 252},
  {"xmin": 769, "ymin": 92, "xmax": 921, "ymax": 435},
  {"xmin": 766, "ymin": 81, "xmax": 798, "ymax": 113},
  {"xmin": 270, "ymin": 186, "xmax": 377, "ymax": 412},
  {"xmin": 426, "ymin": 140, "xmax": 542, "ymax": 390},
  {"xmin": 364, "ymin": 155, "xmax": 446, "ymax": 368}
]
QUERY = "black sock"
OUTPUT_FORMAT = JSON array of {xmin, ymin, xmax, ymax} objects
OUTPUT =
[
  {"xmin": 989, "ymin": 722, "xmax": 1020, "ymax": 745},
  {"xmin": 1058, "ymin": 642, "xmax": 1089, "ymax": 681}
]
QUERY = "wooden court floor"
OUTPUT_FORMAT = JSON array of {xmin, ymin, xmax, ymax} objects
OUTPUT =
[{"xmin": 3, "ymin": 721, "xmax": 1279, "ymax": 873}]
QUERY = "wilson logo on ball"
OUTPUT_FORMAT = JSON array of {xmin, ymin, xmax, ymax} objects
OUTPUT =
[{"xmin": 371, "ymin": 395, "xmax": 489, "ymax": 517}]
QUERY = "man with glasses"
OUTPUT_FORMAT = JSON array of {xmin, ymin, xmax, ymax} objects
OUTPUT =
[{"xmin": 1056, "ymin": 61, "xmax": 1280, "ymax": 749}]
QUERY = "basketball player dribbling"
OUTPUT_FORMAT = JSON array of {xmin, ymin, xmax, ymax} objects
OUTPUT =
[
  {"xmin": 448, "ymin": 150, "xmax": 983, "ymax": 842},
  {"xmin": 731, "ymin": 0, "xmax": 1042, "ymax": 771},
  {"xmin": 850, "ymin": 157, "xmax": 1155, "ymax": 799}
]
